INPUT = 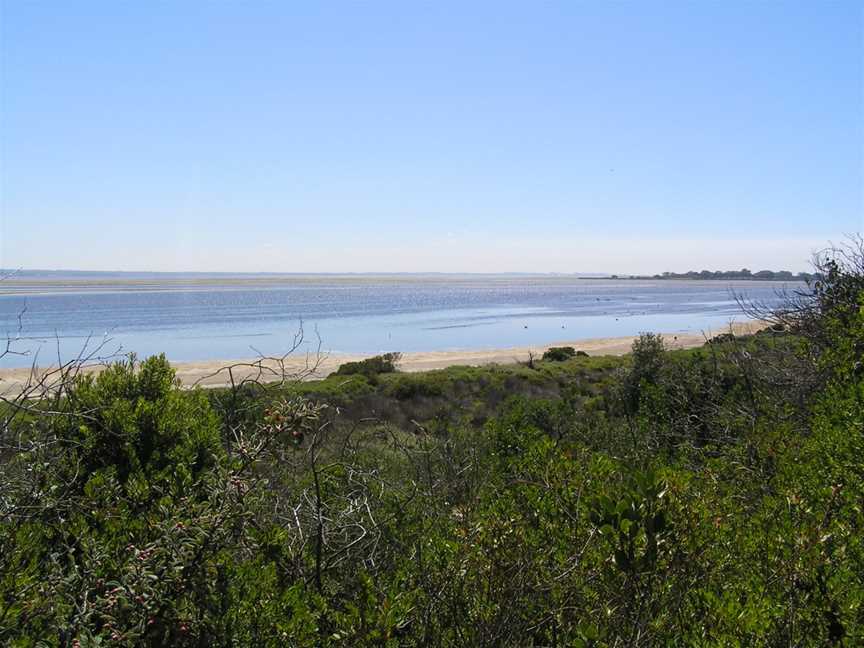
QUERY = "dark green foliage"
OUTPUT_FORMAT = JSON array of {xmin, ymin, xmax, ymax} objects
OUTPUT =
[
  {"xmin": 335, "ymin": 352, "xmax": 402, "ymax": 378},
  {"xmin": 616, "ymin": 331, "xmax": 666, "ymax": 416},
  {"xmin": 60, "ymin": 354, "xmax": 223, "ymax": 488},
  {"xmin": 542, "ymin": 346, "xmax": 576, "ymax": 361}
]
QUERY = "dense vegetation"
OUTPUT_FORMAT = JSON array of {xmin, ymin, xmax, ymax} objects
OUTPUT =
[{"xmin": 1, "ymin": 243, "xmax": 862, "ymax": 646}]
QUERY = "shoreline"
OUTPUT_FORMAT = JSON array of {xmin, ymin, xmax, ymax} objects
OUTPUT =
[{"xmin": 0, "ymin": 321, "xmax": 763, "ymax": 392}]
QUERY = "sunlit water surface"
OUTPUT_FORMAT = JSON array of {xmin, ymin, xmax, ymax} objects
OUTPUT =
[{"xmin": 0, "ymin": 273, "xmax": 794, "ymax": 368}]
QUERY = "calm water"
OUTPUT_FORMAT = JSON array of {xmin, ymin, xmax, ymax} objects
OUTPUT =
[{"xmin": 0, "ymin": 272, "xmax": 794, "ymax": 368}]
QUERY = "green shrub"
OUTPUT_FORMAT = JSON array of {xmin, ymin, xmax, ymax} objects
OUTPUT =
[
  {"xmin": 60, "ymin": 354, "xmax": 224, "ymax": 488},
  {"xmin": 542, "ymin": 346, "xmax": 576, "ymax": 361},
  {"xmin": 335, "ymin": 352, "xmax": 402, "ymax": 377},
  {"xmin": 618, "ymin": 332, "xmax": 666, "ymax": 415}
]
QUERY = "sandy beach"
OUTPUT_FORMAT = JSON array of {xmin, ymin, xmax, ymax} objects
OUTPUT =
[{"xmin": 0, "ymin": 321, "xmax": 763, "ymax": 393}]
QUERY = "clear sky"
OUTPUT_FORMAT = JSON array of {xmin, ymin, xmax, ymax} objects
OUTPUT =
[{"xmin": 1, "ymin": 1, "xmax": 862, "ymax": 273}]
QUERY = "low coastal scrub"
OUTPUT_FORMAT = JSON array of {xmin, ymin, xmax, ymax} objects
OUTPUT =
[
  {"xmin": 2, "ymin": 242, "xmax": 863, "ymax": 646},
  {"xmin": 276, "ymin": 353, "xmax": 621, "ymax": 429}
]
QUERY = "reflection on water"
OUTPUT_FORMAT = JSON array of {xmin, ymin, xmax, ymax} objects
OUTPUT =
[{"xmin": 0, "ymin": 274, "xmax": 796, "ymax": 367}]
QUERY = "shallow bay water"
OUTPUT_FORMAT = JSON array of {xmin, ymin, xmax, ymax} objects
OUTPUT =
[{"xmin": 0, "ymin": 273, "xmax": 794, "ymax": 368}]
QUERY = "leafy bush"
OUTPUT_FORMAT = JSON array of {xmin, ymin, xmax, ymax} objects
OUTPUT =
[
  {"xmin": 335, "ymin": 352, "xmax": 402, "ymax": 377},
  {"xmin": 614, "ymin": 332, "xmax": 666, "ymax": 416},
  {"xmin": 542, "ymin": 346, "xmax": 576, "ymax": 361},
  {"xmin": 58, "ymin": 354, "xmax": 224, "ymax": 488}
]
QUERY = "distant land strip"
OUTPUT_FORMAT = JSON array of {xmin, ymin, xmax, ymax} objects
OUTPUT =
[{"xmin": 595, "ymin": 270, "xmax": 815, "ymax": 281}]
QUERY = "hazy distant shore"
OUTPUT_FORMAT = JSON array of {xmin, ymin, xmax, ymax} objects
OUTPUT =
[
  {"xmin": 0, "ymin": 321, "xmax": 762, "ymax": 392},
  {"xmin": 0, "ymin": 273, "xmax": 804, "ymax": 296},
  {"xmin": 0, "ymin": 273, "xmax": 616, "ymax": 296}
]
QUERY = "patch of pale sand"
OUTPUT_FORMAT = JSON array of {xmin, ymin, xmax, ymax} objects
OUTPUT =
[{"xmin": 0, "ymin": 320, "xmax": 763, "ymax": 393}]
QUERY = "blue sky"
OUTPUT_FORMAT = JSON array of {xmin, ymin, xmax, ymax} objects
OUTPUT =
[{"xmin": 1, "ymin": 1, "xmax": 862, "ymax": 273}]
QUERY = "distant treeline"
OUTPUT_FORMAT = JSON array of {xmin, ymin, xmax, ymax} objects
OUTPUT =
[{"xmin": 609, "ymin": 269, "xmax": 815, "ymax": 281}]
